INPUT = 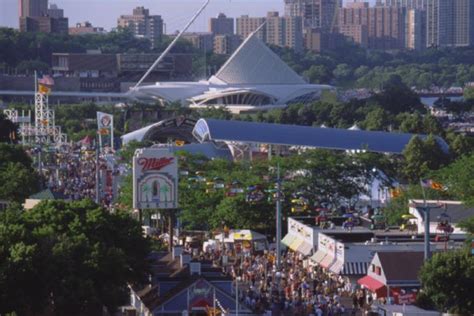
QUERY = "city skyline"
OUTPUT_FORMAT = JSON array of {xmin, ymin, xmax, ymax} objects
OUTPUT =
[{"xmin": 0, "ymin": 0, "xmax": 372, "ymax": 33}]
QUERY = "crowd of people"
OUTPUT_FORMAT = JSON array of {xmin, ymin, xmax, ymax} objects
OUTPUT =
[
  {"xmin": 223, "ymin": 250, "xmax": 362, "ymax": 316},
  {"xmin": 28, "ymin": 143, "xmax": 116, "ymax": 208}
]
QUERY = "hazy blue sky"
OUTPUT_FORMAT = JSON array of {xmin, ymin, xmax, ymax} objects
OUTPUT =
[{"xmin": 0, "ymin": 0, "xmax": 374, "ymax": 33}]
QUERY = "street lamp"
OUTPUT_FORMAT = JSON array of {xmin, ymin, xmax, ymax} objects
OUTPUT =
[
  {"xmin": 418, "ymin": 204, "xmax": 441, "ymax": 261},
  {"xmin": 270, "ymin": 163, "xmax": 284, "ymax": 271},
  {"xmin": 235, "ymin": 276, "xmax": 241, "ymax": 316}
]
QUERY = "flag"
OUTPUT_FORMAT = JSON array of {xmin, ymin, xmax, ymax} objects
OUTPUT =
[
  {"xmin": 38, "ymin": 84, "xmax": 51, "ymax": 95},
  {"xmin": 430, "ymin": 181, "xmax": 444, "ymax": 191},
  {"xmin": 38, "ymin": 75, "xmax": 54, "ymax": 86},
  {"xmin": 420, "ymin": 179, "xmax": 445, "ymax": 191},
  {"xmin": 390, "ymin": 187, "xmax": 402, "ymax": 198},
  {"xmin": 37, "ymin": 75, "xmax": 54, "ymax": 95}
]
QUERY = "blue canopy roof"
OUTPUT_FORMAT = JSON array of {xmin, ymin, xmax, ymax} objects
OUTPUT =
[{"xmin": 192, "ymin": 119, "xmax": 449, "ymax": 154}]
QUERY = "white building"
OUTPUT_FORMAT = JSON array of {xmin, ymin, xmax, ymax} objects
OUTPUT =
[
  {"xmin": 131, "ymin": 29, "xmax": 333, "ymax": 113},
  {"xmin": 408, "ymin": 199, "xmax": 474, "ymax": 235}
]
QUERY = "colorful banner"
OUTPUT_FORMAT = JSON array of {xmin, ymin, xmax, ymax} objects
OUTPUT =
[
  {"xmin": 96, "ymin": 112, "xmax": 114, "ymax": 150},
  {"xmin": 133, "ymin": 148, "xmax": 178, "ymax": 209}
]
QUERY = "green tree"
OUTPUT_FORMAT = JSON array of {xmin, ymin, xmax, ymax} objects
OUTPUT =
[
  {"xmin": 397, "ymin": 112, "xmax": 423, "ymax": 133},
  {"xmin": 458, "ymin": 216, "xmax": 474, "ymax": 243},
  {"xmin": 362, "ymin": 108, "xmax": 390, "ymax": 131},
  {"xmin": 0, "ymin": 200, "xmax": 151, "ymax": 316},
  {"xmin": 0, "ymin": 144, "xmax": 40, "ymax": 202},
  {"xmin": 0, "ymin": 113, "xmax": 18, "ymax": 144},
  {"xmin": 419, "ymin": 249, "xmax": 474, "ymax": 314},
  {"xmin": 446, "ymin": 133, "xmax": 474, "ymax": 158},
  {"xmin": 435, "ymin": 154, "xmax": 474, "ymax": 205},
  {"xmin": 374, "ymin": 80, "xmax": 424, "ymax": 114},
  {"xmin": 402, "ymin": 136, "xmax": 448, "ymax": 183},
  {"xmin": 422, "ymin": 114, "xmax": 444, "ymax": 135},
  {"xmin": 303, "ymin": 65, "xmax": 332, "ymax": 84},
  {"xmin": 402, "ymin": 136, "xmax": 430, "ymax": 182},
  {"xmin": 0, "ymin": 162, "xmax": 40, "ymax": 202},
  {"xmin": 463, "ymin": 86, "xmax": 474, "ymax": 101},
  {"xmin": 333, "ymin": 63, "xmax": 353, "ymax": 83}
]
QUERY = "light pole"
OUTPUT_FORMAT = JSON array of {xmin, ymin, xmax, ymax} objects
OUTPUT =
[
  {"xmin": 235, "ymin": 276, "xmax": 241, "ymax": 316},
  {"xmin": 420, "ymin": 204, "xmax": 441, "ymax": 261},
  {"xmin": 275, "ymin": 163, "xmax": 282, "ymax": 271},
  {"xmin": 95, "ymin": 135, "xmax": 100, "ymax": 204},
  {"xmin": 420, "ymin": 184, "xmax": 441, "ymax": 261}
]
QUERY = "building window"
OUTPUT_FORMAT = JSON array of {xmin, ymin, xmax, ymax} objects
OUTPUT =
[{"xmin": 375, "ymin": 266, "xmax": 381, "ymax": 275}]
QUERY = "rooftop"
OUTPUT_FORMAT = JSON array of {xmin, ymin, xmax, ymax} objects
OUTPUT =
[
  {"xmin": 377, "ymin": 251, "xmax": 424, "ymax": 282},
  {"xmin": 193, "ymin": 119, "xmax": 449, "ymax": 154}
]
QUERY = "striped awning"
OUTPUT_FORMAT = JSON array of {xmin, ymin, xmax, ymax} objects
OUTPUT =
[
  {"xmin": 320, "ymin": 255, "xmax": 335, "ymax": 269},
  {"xmin": 281, "ymin": 234, "xmax": 296, "ymax": 247},
  {"xmin": 329, "ymin": 260, "xmax": 344, "ymax": 274},
  {"xmin": 289, "ymin": 237, "xmax": 304, "ymax": 252},
  {"xmin": 310, "ymin": 250, "xmax": 326, "ymax": 264},
  {"xmin": 297, "ymin": 241, "xmax": 313, "ymax": 256},
  {"xmin": 341, "ymin": 262, "xmax": 369, "ymax": 275}
]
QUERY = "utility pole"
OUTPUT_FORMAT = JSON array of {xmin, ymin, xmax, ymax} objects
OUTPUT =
[
  {"xmin": 276, "ymin": 163, "xmax": 282, "ymax": 270},
  {"xmin": 423, "ymin": 205, "xmax": 430, "ymax": 260},
  {"xmin": 95, "ymin": 136, "xmax": 100, "ymax": 204}
]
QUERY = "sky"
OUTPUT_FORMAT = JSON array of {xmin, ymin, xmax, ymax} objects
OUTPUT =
[{"xmin": 0, "ymin": 0, "xmax": 374, "ymax": 34}]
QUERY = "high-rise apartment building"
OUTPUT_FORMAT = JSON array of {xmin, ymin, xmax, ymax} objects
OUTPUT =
[
  {"xmin": 213, "ymin": 35, "xmax": 242, "ymax": 55},
  {"xmin": 19, "ymin": 0, "xmax": 68, "ymax": 33},
  {"xmin": 117, "ymin": 7, "xmax": 163, "ymax": 47},
  {"xmin": 236, "ymin": 15, "xmax": 266, "ymax": 41},
  {"xmin": 236, "ymin": 13, "xmax": 303, "ymax": 51},
  {"xmin": 19, "ymin": 16, "xmax": 68, "ymax": 33},
  {"xmin": 209, "ymin": 13, "xmax": 234, "ymax": 35},
  {"xmin": 284, "ymin": 0, "xmax": 342, "ymax": 32},
  {"xmin": 304, "ymin": 27, "xmax": 346, "ymax": 51},
  {"xmin": 374, "ymin": 0, "xmax": 426, "ymax": 50},
  {"xmin": 427, "ymin": 0, "xmax": 474, "ymax": 47},
  {"xmin": 337, "ymin": 24, "xmax": 369, "ymax": 47},
  {"xmin": 405, "ymin": 9, "xmax": 425, "ymax": 50},
  {"xmin": 375, "ymin": 0, "xmax": 427, "ymax": 9},
  {"xmin": 338, "ymin": 4, "xmax": 406, "ymax": 50},
  {"xmin": 47, "ymin": 3, "xmax": 63, "ymax": 19},
  {"xmin": 181, "ymin": 33, "xmax": 214, "ymax": 52},
  {"xmin": 19, "ymin": 0, "xmax": 48, "ymax": 17},
  {"xmin": 266, "ymin": 12, "xmax": 304, "ymax": 51}
]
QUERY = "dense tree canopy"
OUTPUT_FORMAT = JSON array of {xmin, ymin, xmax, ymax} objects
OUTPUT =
[
  {"xmin": 419, "ymin": 249, "xmax": 474, "ymax": 314},
  {"xmin": 0, "ymin": 113, "xmax": 18, "ymax": 144},
  {"xmin": 402, "ymin": 135, "xmax": 449, "ymax": 183},
  {"xmin": 0, "ymin": 199, "xmax": 151, "ymax": 316},
  {"xmin": 434, "ymin": 153, "xmax": 474, "ymax": 206},
  {"xmin": 0, "ymin": 144, "xmax": 40, "ymax": 202},
  {"xmin": 154, "ymin": 150, "xmax": 378, "ymax": 231}
]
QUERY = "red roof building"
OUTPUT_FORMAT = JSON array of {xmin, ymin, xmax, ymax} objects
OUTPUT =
[{"xmin": 358, "ymin": 251, "xmax": 424, "ymax": 304}]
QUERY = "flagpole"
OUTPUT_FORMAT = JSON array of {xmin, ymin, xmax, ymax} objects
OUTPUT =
[
  {"xmin": 34, "ymin": 70, "xmax": 37, "ymax": 94},
  {"xmin": 111, "ymin": 115, "xmax": 114, "ymax": 151}
]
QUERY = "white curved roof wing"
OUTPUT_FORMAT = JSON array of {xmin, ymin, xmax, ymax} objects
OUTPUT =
[{"xmin": 214, "ymin": 33, "xmax": 306, "ymax": 85}]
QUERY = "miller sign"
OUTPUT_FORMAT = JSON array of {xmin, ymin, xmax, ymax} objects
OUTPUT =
[{"xmin": 133, "ymin": 148, "xmax": 178, "ymax": 209}]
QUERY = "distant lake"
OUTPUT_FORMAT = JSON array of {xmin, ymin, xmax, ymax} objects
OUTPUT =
[{"xmin": 421, "ymin": 96, "xmax": 464, "ymax": 107}]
